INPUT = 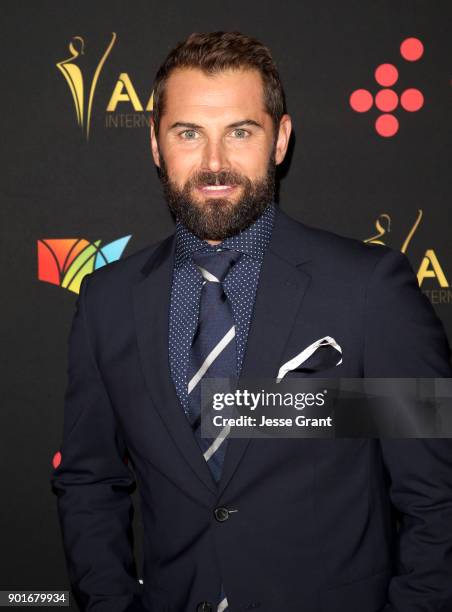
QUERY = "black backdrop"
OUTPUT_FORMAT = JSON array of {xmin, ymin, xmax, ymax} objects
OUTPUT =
[{"xmin": 1, "ymin": 0, "xmax": 451, "ymax": 606}]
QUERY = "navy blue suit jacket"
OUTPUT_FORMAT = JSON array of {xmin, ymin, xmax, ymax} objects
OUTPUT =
[{"xmin": 51, "ymin": 206, "xmax": 452, "ymax": 612}]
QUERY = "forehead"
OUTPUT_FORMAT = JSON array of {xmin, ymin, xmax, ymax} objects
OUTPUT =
[{"xmin": 162, "ymin": 67, "xmax": 268, "ymax": 122}]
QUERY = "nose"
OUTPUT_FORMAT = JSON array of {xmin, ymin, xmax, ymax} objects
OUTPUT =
[{"xmin": 201, "ymin": 138, "xmax": 229, "ymax": 174}]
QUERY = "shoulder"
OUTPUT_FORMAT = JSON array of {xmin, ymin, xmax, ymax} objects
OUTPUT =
[
  {"xmin": 79, "ymin": 233, "xmax": 174, "ymax": 301},
  {"xmin": 276, "ymin": 209, "xmax": 451, "ymax": 375},
  {"xmin": 273, "ymin": 206, "xmax": 405, "ymax": 279}
]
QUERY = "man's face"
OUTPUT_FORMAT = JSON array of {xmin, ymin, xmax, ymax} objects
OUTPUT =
[{"xmin": 150, "ymin": 67, "xmax": 291, "ymax": 241}]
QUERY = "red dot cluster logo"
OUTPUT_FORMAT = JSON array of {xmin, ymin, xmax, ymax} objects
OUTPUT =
[{"xmin": 349, "ymin": 37, "xmax": 424, "ymax": 137}]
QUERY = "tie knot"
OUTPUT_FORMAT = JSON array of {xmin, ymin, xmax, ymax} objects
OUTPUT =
[{"xmin": 192, "ymin": 249, "xmax": 241, "ymax": 283}]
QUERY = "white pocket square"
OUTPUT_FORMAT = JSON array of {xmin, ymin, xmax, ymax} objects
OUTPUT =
[{"xmin": 276, "ymin": 336, "xmax": 342, "ymax": 383}]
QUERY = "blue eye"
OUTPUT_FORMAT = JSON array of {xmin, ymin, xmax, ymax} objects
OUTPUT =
[
  {"xmin": 232, "ymin": 129, "xmax": 248, "ymax": 138},
  {"xmin": 181, "ymin": 130, "xmax": 198, "ymax": 139}
]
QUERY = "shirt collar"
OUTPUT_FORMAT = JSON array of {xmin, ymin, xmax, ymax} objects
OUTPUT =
[{"xmin": 174, "ymin": 202, "xmax": 276, "ymax": 268}]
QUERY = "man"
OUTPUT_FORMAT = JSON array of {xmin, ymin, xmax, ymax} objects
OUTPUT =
[{"xmin": 51, "ymin": 31, "xmax": 452, "ymax": 612}]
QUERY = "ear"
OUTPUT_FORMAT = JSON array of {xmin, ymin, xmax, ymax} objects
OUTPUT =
[
  {"xmin": 274, "ymin": 114, "xmax": 292, "ymax": 165},
  {"xmin": 150, "ymin": 116, "xmax": 161, "ymax": 168}
]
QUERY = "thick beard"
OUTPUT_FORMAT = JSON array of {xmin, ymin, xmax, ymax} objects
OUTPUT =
[{"xmin": 157, "ymin": 151, "xmax": 276, "ymax": 241}]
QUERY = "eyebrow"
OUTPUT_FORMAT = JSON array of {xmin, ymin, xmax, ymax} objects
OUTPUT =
[{"xmin": 168, "ymin": 119, "xmax": 264, "ymax": 131}]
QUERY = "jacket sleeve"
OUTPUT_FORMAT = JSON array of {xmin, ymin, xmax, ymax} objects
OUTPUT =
[
  {"xmin": 363, "ymin": 248, "xmax": 452, "ymax": 611},
  {"xmin": 50, "ymin": 273, "xmax": 142, "ymax": 612}
]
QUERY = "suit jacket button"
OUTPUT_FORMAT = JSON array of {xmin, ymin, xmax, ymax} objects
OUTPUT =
[
  {"xmin": 196, "ymin": 602, "xmax": 212, "ymax": 612},
  {"xmin": 214, "ymin": 506, "xmax": 229, "ymax": 522}
]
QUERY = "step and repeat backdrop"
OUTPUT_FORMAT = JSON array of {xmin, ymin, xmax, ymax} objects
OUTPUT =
[{"xmin": 1, "ymin": 0, "xmax": 451, "ymax": 605}]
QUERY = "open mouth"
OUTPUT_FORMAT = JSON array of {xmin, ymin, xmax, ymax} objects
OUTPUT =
[{"xmin": 197, "ymin": 185, "xmax": 238, "ymax": 195}]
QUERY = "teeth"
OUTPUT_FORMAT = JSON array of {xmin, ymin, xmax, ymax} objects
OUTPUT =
[{"xmin": 203, "ymin": 185, "xmax": 231, "ymax": 190}]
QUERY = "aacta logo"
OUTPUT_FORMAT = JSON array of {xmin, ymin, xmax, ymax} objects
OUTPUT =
[
  {"xmin": 57, "ymin": 33, "xmax": 155, "ymax": 137},
  {"xmin": 56, "ymin": 33, "xmax": 117, "ymax": 140},
  {"xmin": 37, "ymin": 235, "xmax": 131, "ymax": 294},
  {"xmin": 350, "ymin": 37, "xmax": 424, "ymax": 137},
  {"xmin": 365, "ymin": 210, "xmax": 451, "ymax": 304}
]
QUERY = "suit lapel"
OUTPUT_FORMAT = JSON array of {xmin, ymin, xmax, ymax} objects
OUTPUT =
[
  {"xmin": 217, "ymin": 208, "xmax": 312, "ymax": 497},
  {"xmin": 132, "ymin": 236, "xmax": 218, "ymax": 496},
  {"xmin": 132, "ymin": 207, "xmax": 313, "ymax": 500}
]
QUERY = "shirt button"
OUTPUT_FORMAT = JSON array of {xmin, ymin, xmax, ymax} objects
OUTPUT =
[
  {"xmin": 214, "ymin": 507, "xmax": 230, "ymax": 522},
  {"xmin": 196, "ymin": 602, "xmax": 212, "ymax": 612}
]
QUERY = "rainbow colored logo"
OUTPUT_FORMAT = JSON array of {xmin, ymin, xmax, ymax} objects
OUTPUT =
[{"xmin": 37, "ymin": 235, "xmax": 131, "ymax": 294}]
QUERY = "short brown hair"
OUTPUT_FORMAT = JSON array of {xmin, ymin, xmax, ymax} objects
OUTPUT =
[{"xmin": 151, "ymin": 31, "xmax": 286, "ymax": 137}]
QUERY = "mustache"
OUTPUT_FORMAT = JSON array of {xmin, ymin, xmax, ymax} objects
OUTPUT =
[{"xmin": 188, "ymin": 170, "xmax": 249, "ymax": 188}]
